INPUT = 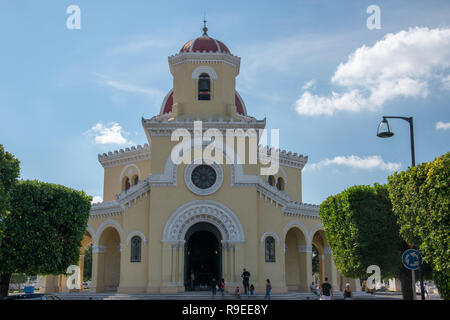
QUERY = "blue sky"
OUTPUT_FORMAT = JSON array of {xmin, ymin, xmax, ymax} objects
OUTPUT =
[{"xmin": 0, "ymin": 0, "xmax": 449, "ymax": 205}]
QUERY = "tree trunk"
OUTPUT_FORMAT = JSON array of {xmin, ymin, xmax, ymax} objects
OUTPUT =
[
  {"xmin": 0, "ymin": 273, "xmax": 12, "ymax": 297},
  {"xmin": 397, "ymin": 267, "xmax": 414, "ymax": 300}
]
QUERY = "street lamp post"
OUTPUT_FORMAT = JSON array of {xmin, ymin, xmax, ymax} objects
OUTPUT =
[{"xmin": 377, "ymin": 116, "xmax": 425, "ymax": 300}]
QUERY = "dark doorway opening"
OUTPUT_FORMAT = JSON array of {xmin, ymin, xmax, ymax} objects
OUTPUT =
[{"xmin": 185, "ymin": 223, "xmax": 221, "ymax": 291}]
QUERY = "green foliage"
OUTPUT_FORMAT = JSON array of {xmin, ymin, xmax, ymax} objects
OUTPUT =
[
  {"xmin": 10, "ymin": 273, "xmax": 27, "ymax": 285},
  {"xmin": 0, "ymin": 180, "xmax": 92, "ymax": 275},
  {"xmin": 388, "ymin": 152, "xmax": 450, "ymax": 299},
  {"xmin": 319, "ymin": 183, "xmax": 404, "ymax": 279},
  {"xmin": 0, "ymin": 145, "xmax": 21, "ymax": 242},
  {"xmin": 312, "ymin": 245, "xmax": 320, "ymax": 274}
]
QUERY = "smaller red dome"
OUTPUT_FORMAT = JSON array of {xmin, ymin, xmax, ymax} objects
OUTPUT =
[{"xmin": 180, "ymin": 36, "xmax": 230, "ymax": 54}]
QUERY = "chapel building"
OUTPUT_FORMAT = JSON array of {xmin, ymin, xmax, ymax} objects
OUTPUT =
[{"xmin": 44, "ymin": 25, "xmax": 360, "ymax": 294}]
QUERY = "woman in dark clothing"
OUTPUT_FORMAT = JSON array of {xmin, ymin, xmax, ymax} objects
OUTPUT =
[{"xmin": 342, "ymin": 283, "xmax": 354, "ymax": 300}]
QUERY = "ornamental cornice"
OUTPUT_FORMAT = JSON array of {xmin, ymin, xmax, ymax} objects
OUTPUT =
[
  {"xmin": 98, "ymin": 144, "xmax": 150, "ymax": 168},
  {"xmin": 90, "ymin": 179, "xmax": 150, "ymax": 218},
  {"xmin": 168, "ymin": 52, "xmax": 241, "ymax": 76},
  {"xmin": 258, "ymin": 146, "xmax": 308, "ymax": 170},
  {"xmin": 283, "ymin": 202, "xmax": 320, "ymax": 219},
  {"xmin": 141, "ymin": 117, "xmax": 266, "ymax": 137}
]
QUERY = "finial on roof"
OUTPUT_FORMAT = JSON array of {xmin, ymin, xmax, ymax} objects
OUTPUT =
[{"xmin": 202, "ymin": 16, "xmax": 208, "ymax": 36}]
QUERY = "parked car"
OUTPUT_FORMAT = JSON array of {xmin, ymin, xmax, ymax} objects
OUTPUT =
[{"xmin": 2, "ymin": 293, "xmax": 61, "ymax": 300}]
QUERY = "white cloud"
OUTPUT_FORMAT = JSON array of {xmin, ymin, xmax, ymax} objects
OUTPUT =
[
  {"xmin": 442, "ymin": 75, "xmax": 450, "ymax": 90},
  {"xmin": 302, "ymin": 80, "xmax": 316, "ymax": 91},
  {"xmin": 91, "ymin": 196, "xmax": 102, "ymax": 204},
  {"xmin": 85, "ymin": 122, "xmax": 133, "ymax": 145},
  {"xmin": 93, "ymin": 73, "xmax": 164, "ymax": 99},
  {"xmin": 436, "ymin": 121, "xmax": 450, "ymax": 130},
  {"xmin": 305, "ymin": 155, "xmax": 401, "ymax": 172},
  {"xmin": 296, "ymin": 27, "xmax": 450, "ymax": 116}
]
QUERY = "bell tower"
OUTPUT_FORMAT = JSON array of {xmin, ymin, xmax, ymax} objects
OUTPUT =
[{"xmin": 166, "ymin": 22, "xmax": 243, "ymax": 120}]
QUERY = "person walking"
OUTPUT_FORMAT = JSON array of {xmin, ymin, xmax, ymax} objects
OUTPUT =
[
  {"xmin": 219, "ymin": 278, "xmax": 225, "ymax": 297},
  {"xmin": 249, "ymin": 284, "xmax": 255, "ymax": 296},
  {"xmin": 310, "ymin": 282, "xmax": 320, "ymax": 296},
  {"xmin": 234, "ymin": 286, "xmax": 241, "ymax": 298},
  {"xmin": 320, "ymin": 277, "xmax": 333, "ymax": 300},
  {"xmin": 265, "ymin": 279, "xmax": 272, "ymax": 300},
  {"xmin": 342, "ymin": 283, "xmax": 354, "ymax": 300},
  {"xmin": 241, "ymin": 268, "xmax": 250, "ymax": 295},
  {"xmin": 211, "ymin": 278, "xmax": 218, "ymax": 299}
]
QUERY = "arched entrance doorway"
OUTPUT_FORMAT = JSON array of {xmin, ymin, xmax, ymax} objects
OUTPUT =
[
  {"xmin": 96, "ymin": 227, "xmax": 121, "ymax": 292},
  {"xmin": 184, "ymin": 223, "xmax": 222, "ymax": 291},
  {"xmin": 284, "ymin": 227, "xmax": 309, "ymax": 291}
]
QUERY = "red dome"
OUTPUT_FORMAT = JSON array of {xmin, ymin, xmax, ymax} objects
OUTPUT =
[
  {"xmin": 180, "ymin": 36, "xmax": 230, "ymax": 54},
  {"xmin": 161, "ymin": 90, "xmax": 246, "ymax": 115}
]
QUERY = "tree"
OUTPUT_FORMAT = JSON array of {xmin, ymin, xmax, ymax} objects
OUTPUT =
[
  {"xmin": 0, "ymin": 145, "xmax": 21, "ymax": 296},
  {"xmin": 319, "ymin": 183, "xmax": 414, "ymax": 299},
  {"xmin": 388, "ymin": 152, "xmax": 450, "ymax": 299},
  {"xmin": 0, "ymin": 180, "xmax": 91, "ymax": 296}
]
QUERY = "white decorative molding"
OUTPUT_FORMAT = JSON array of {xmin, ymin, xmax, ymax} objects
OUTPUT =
[
  {"xmin": 278, "ymin": 166, "xmax": 288, "ymax": 186},
  {"xmin": 283, "ymin": 202, "xmax": 320, "ymax": 219},
  {"xmin": 90, "ymin": 201, "xmax": 125, "ymax": 218},
  {"xmin": 142, "ymin": 117, "xmax": 266, "ymax": 137},
  {"xmin": 298, "ymin": 245, "xmax": 313, "ymax": 253},
  {"xmin": 86, "ymin": 225, "xmax": 96, "ymax": 244},
  {"xmin": 259, "ymin": 145, "xmax": 308, "ymax": 171},
  {"xmin": 98, "ymin": 144, "xmax": 150, "ymax": 168},
  {"xmin": 168, "ymin": 52, "xmax": 241, "ymax": 76},
  {"xmin": 309, "ymin": 223, "xmax": 325, "ymax": 242},
  {"xmin": 192, "ymin": 66, "xmax": 218, "ymax": 79},
  {"xmin": 126, "ymin": 231, "xmax": 147, "ymax": 245},
  {"xmin": 94, "ymin": 219, "xmax": 124, "ymax": 246},
  {"xmin": 159, "ymin": 89, "xmax": 173, "ymax": 115},
  {"xmin": 221, "ymin": 240, "xmax": 235, "ymax": 250},
  {"xmin": 184, "ymin": 162, "xmax": 223, "ymax": 196},
  {"xmin": 92, "ymin": 245, "xmax": 106, "ymax": 254},
  {"xmin": 260, "ymin": 232, "xmax": 281, "ymax": 245},
  {"xmin": 235, "ymin": 91, "xmax": 248, "ymax": 115},
  {"xmin": 282, "ymin": 220, "xmax": 311, "ymax": 244},
  {"xmin": 90, "ymin": 179, "xmax": 150, "ymax": 218},
  {"xmin": 162, "ymin": 200, "xmax": 245, "ymax": 243},
  {"xmin": 119, "ymin": 164, "xmax": 141, "ymax": 184}
]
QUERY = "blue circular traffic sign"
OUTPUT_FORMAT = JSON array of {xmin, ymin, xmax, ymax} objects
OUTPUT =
[{"xmin": 402, "ymin": 249, "xmax": 421, "ymax": 270}]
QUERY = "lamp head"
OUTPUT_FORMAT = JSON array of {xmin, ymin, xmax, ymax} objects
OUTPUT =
[{"xmin": 377, "ymin": 118, "xmax": 394, "ymax": 138}]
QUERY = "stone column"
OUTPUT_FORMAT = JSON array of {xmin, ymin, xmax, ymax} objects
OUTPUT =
[
  {"xmin": 221, "ymin": 242, "xmax": 229, "ymax": 283},
  {"xmin": 92, "ymin": 245, "xmax": 105, "ymax": 292},
  {"xmin": 299, "ymin": 245, "xmax": 313, "ymax": 292},
  {"xmin": 161, "ymin": 242, "xmax": 177, "ymax": 293},
  {"xmin": 78, "ymin": 254, "xmax": 85, "ymax": 290},
  {"xmin": 177, "ymin": 242, "xmax": 185, "ymax": 291},
  {"xmin": 323, "ymin": 247, "xmax": 339, "ymax": 290},
  {"xmin": 229, "ymin": 243, "xmax": 236, "ymax": 291}
]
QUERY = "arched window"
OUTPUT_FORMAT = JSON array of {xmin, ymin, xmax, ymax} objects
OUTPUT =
[
  {"xmin": 130, "ymin": 236, "xmax": 142, "ymax": 262},
  {"xmin": 268, "ymin": 175, "xmax": 275, "ymax": 186},
  {"xmin": 122, "ymin": 176, "xmax": 131, "ymax": 192},
  {"xmin": 133, "ymin": 175, "xmax": 139, "ymax": 186},
  {"xmin": 276, "ymin": 177, "xmax": 284, "ymax": 191},
  {"xmin": 265, "ymin": 236, "xmax": 275, "ymax": 262},
  {"xmin": 198, "ymin": 73, "xmax": 211, "ymax": 100}
]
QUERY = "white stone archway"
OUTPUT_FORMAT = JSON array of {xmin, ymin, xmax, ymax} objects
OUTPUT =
[
  {"xmin": 162, "ymin": 200, "xmax": 245, "ymax": 243},
  {"xmin": 160, "ymin": 200, "xmax": 245, "ymax": 291}
]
